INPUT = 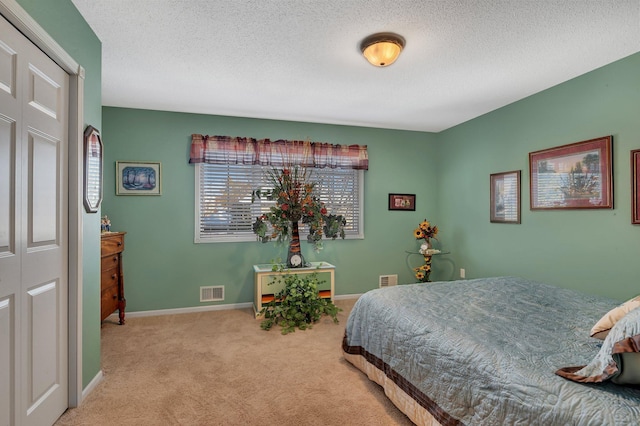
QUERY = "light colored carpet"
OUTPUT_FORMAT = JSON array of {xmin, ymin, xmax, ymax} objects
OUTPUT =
[{"xmin": 55, "ymin": 299, "xmax": 413, "ymax": 425}]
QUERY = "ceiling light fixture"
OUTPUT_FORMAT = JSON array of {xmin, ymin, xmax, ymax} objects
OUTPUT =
[{"xmin": 360, "ymin": 32, "xmax": 405, "ymax": 67}]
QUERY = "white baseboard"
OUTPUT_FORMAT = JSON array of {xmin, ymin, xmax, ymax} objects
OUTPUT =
[
  {"xmin": 108, "ymin": 302, "xmax": 254, "ymax": 320},
  {"xmin": 82, "ymin": 370, "xmax": 103, "ymax": 400},
  {"xmin": 108, "ymin": 295, "xmax": 362, "ymax": 321}
]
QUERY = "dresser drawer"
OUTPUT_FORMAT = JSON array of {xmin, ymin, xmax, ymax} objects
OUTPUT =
[
  {"xmin": 101, "ymin": 253, "xmax": 120, "ymax": 272},
  {"xmin": 101, "ymin": 233, "xmax": 125, "ymax": 256},
  {"xmin": 101, "ymin": 286, "xmax": 119, "ymax": 321},
  {"xmin": 101, "ymin": 268, "xmax": 120, "ymax": 291}
]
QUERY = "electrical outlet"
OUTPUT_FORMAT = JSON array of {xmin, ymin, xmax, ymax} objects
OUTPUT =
[{"xmin": 460, "ymin": 268, "xmax": 465, "ymax": 279}]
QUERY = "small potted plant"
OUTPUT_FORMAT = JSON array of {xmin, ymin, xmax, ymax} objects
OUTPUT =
[{"xmin": 260, "ymin": 266, "xmax": 340, "ymax": 334}]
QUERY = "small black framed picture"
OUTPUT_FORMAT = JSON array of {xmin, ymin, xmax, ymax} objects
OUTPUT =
[{"xmin": 388, "ymin": 193, "xmax": 415, "ymax": 211}]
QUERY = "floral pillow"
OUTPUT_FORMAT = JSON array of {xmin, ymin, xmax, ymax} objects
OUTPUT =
[
  {"xmin": 590, "ymin": 295, "xmax": 640, "ymax": 339},
  {"xmin": 556, "ymin": 306, "xmax": 640, "ymax": 384}
]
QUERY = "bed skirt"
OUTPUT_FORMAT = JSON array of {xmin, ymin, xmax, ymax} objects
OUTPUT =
[{"xmin": 343, "ymin": 335, "xmax": 458, "ymax": 426}]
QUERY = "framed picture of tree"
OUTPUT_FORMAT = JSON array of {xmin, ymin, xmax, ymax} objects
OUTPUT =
[{"xmin": 529, "ymin": 136, "xmax": 612, "ymax": 210}]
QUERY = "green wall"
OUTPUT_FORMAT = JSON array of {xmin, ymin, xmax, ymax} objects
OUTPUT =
[
  {"xmin": 437, "ymin": 52, "xmax": 640, "ymax": 301},
  {"xmin": 101, "ymin": 109, "xmax": 438, "ymax": 311},
  {"xmin": 15, "ymin": 0, "xmax": 103, "ymax": 388},
  {"xmin": 103, "ymin": 53, "xmax": 640, "ymax": 312}
]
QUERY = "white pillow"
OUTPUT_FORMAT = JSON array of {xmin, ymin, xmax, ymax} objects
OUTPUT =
[
  {"xmin": 590, "ymin": 295, "xmax": 640, "ymax": 339},
  {"xmin": 557, "ymin": 306, "xmax": 640, "ymax": 384}
]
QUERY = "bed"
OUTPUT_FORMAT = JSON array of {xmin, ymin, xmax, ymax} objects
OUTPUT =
[{"xmin": 342, "ymin": 277, "xmax": 640, "ymax": 425}]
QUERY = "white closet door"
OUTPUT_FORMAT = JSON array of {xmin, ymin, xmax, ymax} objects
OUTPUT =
[{"xmin": 0, "ymin": 14, "xmax": 69, "ymax": 426}]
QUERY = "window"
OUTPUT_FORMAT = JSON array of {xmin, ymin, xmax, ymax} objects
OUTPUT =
[{"xmin": 195, "ymin": 163, "xmax": 364, "ymax": 243}]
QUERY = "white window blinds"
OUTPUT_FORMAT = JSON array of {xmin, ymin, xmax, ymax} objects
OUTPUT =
[{"xmin": 195, "ymin": 164, "xmax": 363, "ymax": 243}]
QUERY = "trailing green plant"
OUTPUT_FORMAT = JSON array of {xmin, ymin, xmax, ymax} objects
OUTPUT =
[{"xmin": 260, "ymin": 269, "xmax": 341, "ymax": 334}]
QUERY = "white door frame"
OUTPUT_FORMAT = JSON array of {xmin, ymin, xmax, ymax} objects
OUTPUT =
[{"xmin": 0, "ymin": 0, "xmax": 85, "ymax": 407}]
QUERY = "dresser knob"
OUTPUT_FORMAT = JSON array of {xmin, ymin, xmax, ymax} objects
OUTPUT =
[
  {"xmin": 111, "ymin": 274, "xmax": 117, "ymax": 279},
  {"xmin": 112, "ymin": 256, "xmax": 118, "ymax": 262},
  {"xmin": 117, "ymin": 241, "xmax": 122, "ymax": 246}
]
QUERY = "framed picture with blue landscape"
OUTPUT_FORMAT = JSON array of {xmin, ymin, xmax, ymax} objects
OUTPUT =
[
  {"xmin": 116, "ymin": 161, "xmax": 162, "ymax": 195},
  {"xmin": 529, "ymin": 136, "xmax": 612, "ymax": 210}
]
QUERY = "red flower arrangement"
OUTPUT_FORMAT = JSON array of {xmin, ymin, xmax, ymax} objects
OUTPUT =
[{"xmin": 252, "ymin": 166, "xmax": 346, "ymax": 253}]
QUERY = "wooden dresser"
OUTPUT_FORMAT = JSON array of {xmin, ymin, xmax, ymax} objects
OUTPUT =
[{"xmin": 101, "ymin": 232, "xmax": 126, "ymax": 324}]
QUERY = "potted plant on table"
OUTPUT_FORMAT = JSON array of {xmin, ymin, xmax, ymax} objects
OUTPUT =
[
  {"xmin": 259, "ymin": 267, "xmax": 340, "ymax": 334},
  {"xmin": 251, "ymin": 166, "xmax": 345, "ymax": 333}
]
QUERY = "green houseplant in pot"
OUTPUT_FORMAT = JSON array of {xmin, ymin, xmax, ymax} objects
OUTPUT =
[{"xmin": 260, "ymin": 266, "xmax": 340, "ymax": 334}]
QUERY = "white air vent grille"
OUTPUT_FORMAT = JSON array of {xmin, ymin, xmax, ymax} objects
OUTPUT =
[
  {"xmin": 379, "ymin": 274, "xmax": 398, "ymax": 288},
  {"xmin": 200, "ymin": 286, "xmax": 224, "ymax": 302}
]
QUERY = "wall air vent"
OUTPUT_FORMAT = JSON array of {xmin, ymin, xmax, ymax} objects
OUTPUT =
[
  {"xmin": 379, "ymin": 274, "xmax": 398, "ymax": 288},
  {"xmin": 200, "ymin": 286, "xmax": 224, "ymax": 302}
]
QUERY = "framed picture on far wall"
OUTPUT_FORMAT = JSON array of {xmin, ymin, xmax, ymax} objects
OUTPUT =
[
  {"xmin": 388, "ymin": 193, "xmax": 416, "ymax": 211},
  {"xmin": 631, "ymin": 149, "xmax": 640, "ymax": 224},
  {"xmin": 529, "ymin": 136, "xmax": 612, "ymax": 210},
  {"xmin": 116, "ymin": 161, "xmax": 162, "ymax": 195},
  {"xmin": 489, "ymin": 170, "xmax": 520, "ymax": 223},
  {"xmin": 490, "ymin": 170, "xmax": 521, "ymax": 223}
]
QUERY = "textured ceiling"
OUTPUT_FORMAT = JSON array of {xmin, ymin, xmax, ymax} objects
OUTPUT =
[{"xmin": 71, "ymin": 0, "xmax": 640, "ymax": 132}]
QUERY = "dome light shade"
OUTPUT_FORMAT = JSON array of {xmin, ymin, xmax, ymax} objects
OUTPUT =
[{"xmin": 360, "ymin": 33, "xmax": 405, "ymax": 67}]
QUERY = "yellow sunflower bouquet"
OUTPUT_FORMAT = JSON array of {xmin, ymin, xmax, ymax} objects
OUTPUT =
[
  {"xmin": 413, "ymin": 219, "xmax": 439, "ymax": 282},
  {"xmin": 414, "ymin": 219, "xmax": 438, "ymax": 243}
]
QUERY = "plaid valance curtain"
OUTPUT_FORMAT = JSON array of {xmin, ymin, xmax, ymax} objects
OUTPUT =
[{"xmin": 189, "ymin": 134, "xmax": 368, "ymax": 170}]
